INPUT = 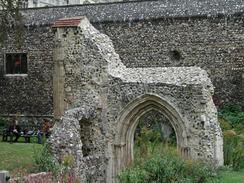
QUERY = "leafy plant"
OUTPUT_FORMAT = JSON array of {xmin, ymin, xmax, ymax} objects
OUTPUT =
[
  {"xmin": 218, "ymin": 104, "xmax": 244, "ymax": 170},
  {"xmin": 118, "ymin": 168, "xmax": 148, "ymax": 183},
  {"xmin": 33, "ymin": 143, "xmax": 60, "ymax": 174},
  {"xmin": 118, "ymin": 125, "xmax": 218, "ymax": 183},
  {"xmin": 118, "ymin": 149, "xmax": 218, "ymax": 183},
  {"xmin": 219, "ymin": 104, "xmax": 244, "ymax": 127}
]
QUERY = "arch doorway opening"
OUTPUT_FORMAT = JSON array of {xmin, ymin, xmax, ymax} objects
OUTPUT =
[
  {"xmin": 112, "ymin": 95, "xmax": 190, "ymax": 182},
  {"xmin": 133, "ymin": 110, "xmax": 177, "ymax": 165}
]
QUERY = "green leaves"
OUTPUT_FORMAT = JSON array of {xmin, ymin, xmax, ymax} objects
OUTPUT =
[
  {"xmin": 219, "ymin": 104, "xmax": 244, "ymax": 127},
  {"xmin": 118, "ymin": 143, "xmax": 218, "ymax": 183},
  {"xmin": 218, "ymin": 104, "xmax": 244, "ymax": 170}
]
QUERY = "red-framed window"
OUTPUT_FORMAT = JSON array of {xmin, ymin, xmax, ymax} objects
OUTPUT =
[{"xmin": 5, "ymin": 53, "xmax": 27, "ymax": 75}]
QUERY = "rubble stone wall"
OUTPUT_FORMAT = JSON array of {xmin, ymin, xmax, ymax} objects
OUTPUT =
[
  {"xmin": 1, "ymin": 1, "xmax": 244, "ymax": 119},
  {"xmin": 97, "ymin": 17, "xmax": 244, "ymax": 107},
  {"xmin": 49, "ymin": 17, "xmax": 223, "ymax": 183},
  {"xmin": 0, "ymin": 27, "xmax": 54, "ymax": 123}
]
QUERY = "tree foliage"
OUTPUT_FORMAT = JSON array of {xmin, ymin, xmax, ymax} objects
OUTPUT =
[{"xmin": 0, "ymin": 0, "xmax": 24, "ymax": 47}]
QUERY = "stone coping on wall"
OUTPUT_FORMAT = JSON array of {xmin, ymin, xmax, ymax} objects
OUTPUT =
[
  {"xmin": 73, "ymin": 17, "xmax": 214, "ymax": 87},
  {"xmin": 118, "ymin": 67, "xmax": 212, "ymax": 86},
  {"xmin": 0, "ymin": 114, "xmax": 53, "ymax": 117},
  {"xmin": 20, "ymin": 0, "xmax": 244, "ymax": 26}
]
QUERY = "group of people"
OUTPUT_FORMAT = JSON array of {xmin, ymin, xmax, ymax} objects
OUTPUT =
[{"xmin": 4, "ymin": 119, "xmax": 52, "ymax": 144}]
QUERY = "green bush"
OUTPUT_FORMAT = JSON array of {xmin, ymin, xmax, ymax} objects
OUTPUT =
[
  {"xmin": 224, "ymin": 132, "xmax": 244, "ymax": 170},
  {"xmin": 118, "ymin": 127, "xmax": 218, "ymax": 183},
  {"xmin": 135, "ymin": 127, "xmax": 162, "ymax": 157},
  {"xmin": 144, "ymin": 154, "xmax": 184, "ymax": 183},
  {"xmin": 183, "ymin": 160, "xmax": 218, "ymax": 183},
  {"xmin": 218, "ymin": 104, "xmax": 244, "ymax": 170},
  {"xmin": 219, "ymin": 117, "xmax": 232, "ymax": 131},
  {"xmin": 33, "ymin": 143, "xmax": 60, "ymax": 174},
  {"xmin": 219, "ymin": 104, "xmax": 244, "ymax": 127},
  {"xmin": 223, "ymin": 132, "xmax": 244, "ymax": 170},
  {"xmin": 118, "ymin": 151, "xmax": 218, "ymax": 183},
  {"xmin": 118, "ymin": 168, "xmax": 148, "ymax": 183}
]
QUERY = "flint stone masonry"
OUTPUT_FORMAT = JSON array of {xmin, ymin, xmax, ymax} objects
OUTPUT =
[
  {"xmin": 0, "ymin": 27, "xmax": 54, "ymax": 122},
  {"xmin": 1, "ymin": 1, "xmax": 244, "ymax": 121},
  {"xmin": 98, "ymin": 17, "xmax": 244, "ymax": 106},
  {"xmin": 49, "ymin": 17, "xmax": 223, "ymax": 183},
  {"xmin": 21, "ymin": 0, "xmax": 244, "ymax": 25}
]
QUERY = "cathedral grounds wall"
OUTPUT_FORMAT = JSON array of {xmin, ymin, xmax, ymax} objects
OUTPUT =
[
  {"xmin": 0, "ymin": 27, "xmax": 54, "ymax": 118},
  {"xmin": 97, "ymin": 17, "xmax": 244, "ymax": 106},
  {"xmin": 49, "ymin": 17, "xmax": 223, "ymax": 182},
  {"xmin": 0, "ymin": 1, "xmax": 244, "ymax": 120}
]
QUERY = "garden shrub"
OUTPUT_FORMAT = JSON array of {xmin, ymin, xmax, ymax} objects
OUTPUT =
[
  {"xmin": 218, "ymin": 104, "xmax": 244, "ymax": 170},
  {"xmin": 118, "ymin": 168, "xmax": 148, "ymax": 183},
  {"xmin": 135, "ymin": 127, "xmax": 162, "ymax": 157},
  {"xmin": 218, "ymin": 117, "xmax": 232, "ymax": 131},
  {"xmin": 218, "ymin": 104, "xmax": 244, "ymax": 127},
  {"xmin": 118, "ymin": 151, "xmax": 218, "ymax": 183},
  {"xmin": 118, "ymin": 127, "xmax": 218, "ymax": 183},
  {"xmin": 183, "ymin": 160, "xmax": 218, "ymax": 183},
  {"xmin": 33, "ymin": 143, "xmax": 60, "ymax": 174}
]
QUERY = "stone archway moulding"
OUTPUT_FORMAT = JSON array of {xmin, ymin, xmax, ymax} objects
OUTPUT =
[
  {"xmin": 112, "ymin": 94, "xmax": 189, "ymax": 182},
  {"xmin": 50, "ymin": 17, "xmax": 223, "ymax": 183}
]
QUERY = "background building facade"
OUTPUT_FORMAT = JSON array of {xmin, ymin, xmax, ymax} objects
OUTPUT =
[
  {"xmin": 27, "ymin": 0, "xmax": 82, "ymax": 8},
  {"xmin": 0, "ymin": 0, "xmax": 243, "ymax": 124}
]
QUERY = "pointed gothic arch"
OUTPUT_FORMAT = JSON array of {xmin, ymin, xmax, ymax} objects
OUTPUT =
[{"xmin": 112, "ymin": 94, "xmax": 190, "ymax": 182}]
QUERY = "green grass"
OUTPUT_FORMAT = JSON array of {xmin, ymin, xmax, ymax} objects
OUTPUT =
[
  {"xmin": 218, "ymin": 169, "xmax": 244, "ymax": 183},
  {"xmin": 0, "ymin": 141, "xmax": 43, "ymax": 176}
]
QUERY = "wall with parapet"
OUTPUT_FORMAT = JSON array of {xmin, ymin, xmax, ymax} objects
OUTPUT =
[
  {"xmin": 49, "ymin": 17, "xmax": 223, "ymax": 182},
  {"xmin": 0, "ymin": 0, "xmax": 244, "ymax": 120},
  {"xmin": 97, "ymin": 16, "xmax": 244, "ymax": 106}
]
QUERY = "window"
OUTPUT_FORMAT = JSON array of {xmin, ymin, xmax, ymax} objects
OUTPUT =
[
  {"xmin": 5, "ymin": 53, "xmax": 27, "ymax": 75},
  {"xmin": 33, "ymin": 0, "xmax": 38, "ymax": 7},
  {"xmin": 0, "ymin": 65, "xmax": 4, "ymax": 78},
  {"xmin": 21, "ymin": 0, "xmax": 29, "ymax": 8},
  {"xmin": 169, "ymin": 50, "xmax": 182, "ymax": 61}
]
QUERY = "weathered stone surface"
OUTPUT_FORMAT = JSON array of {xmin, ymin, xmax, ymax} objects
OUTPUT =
[
  {"xmin": 98, "ymin": 17, "xmax": 244, "ymax": 107},
  {"xmin": 1, "ymin": 2, "xmax": 244, "ymax": 121},
  {"xmin": 49, "ymin": 17, "xmax": 223, "ymax": 183},
  {"xmin": 20, "ymin": 0, "xmax": 244, "ymax": 25},
  {"xmin": 0, "ymin": 27, "xmax": 54, "ymax": 123}
]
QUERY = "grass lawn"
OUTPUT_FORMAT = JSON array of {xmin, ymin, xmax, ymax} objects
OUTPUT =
[
  {"xmin": 0, "ymin": 140, "xmax": 244, "ymax": 182},
  {"xmin": 0, "ymin": 141, "xmax": 43, "ymax": 176},
  {"xmin": 218, "ymin": 169, "xmax": 244, "ymax": 183}
]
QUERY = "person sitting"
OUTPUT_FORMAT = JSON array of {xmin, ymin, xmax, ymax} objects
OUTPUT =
[
  {"xmin": 37, "ymin": 119, "xmax": 52, "ymax": 144},
  {"xmin": 42, "ymin": 119, "xmax": 52, "ymax": 138},
  {"xmin": 8, "ymin": 120, "xmax": 21, "ymax": 143},
  {"xmin": 37, "ymin": 127, "xmax": 43, "ymax": 144},
  {"xmin": 23, "ymin": 128, "xmax": 34, "ymax": 143}
]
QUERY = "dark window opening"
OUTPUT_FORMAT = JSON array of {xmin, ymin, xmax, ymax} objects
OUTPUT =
[
  {"xmin": 79, "ymin": 119, "xmax": 93, "ymax": 157},
  {"xmin": 21, "ymin": 0, "xmax": 29, "ymax": 8},
  {"xmin": 0, "ymin": 66, "xmax": 3, "ymax": 78},
  {"xmin": 169, "ymin": 50, "xmax": 182, "ymax": 61},
  {"xmin": 5, "ymin": 53, "xmax": 27, "ymax": 75}
]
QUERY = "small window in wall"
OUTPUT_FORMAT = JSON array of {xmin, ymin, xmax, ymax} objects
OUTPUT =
[
  {"xmin": 0, "ymin": 66, "xmax": 4, "ymax": 78},
  {"xmin": 169, "ymin": 50, "xmax": 182, "ymax": 61},
  {"xmin": 5, "ymin": 53, "xmax": 27, "ymax": 75},
  {"xmin": 21, "ymin": 0, "xmax": 29, "ymax": 8}
]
